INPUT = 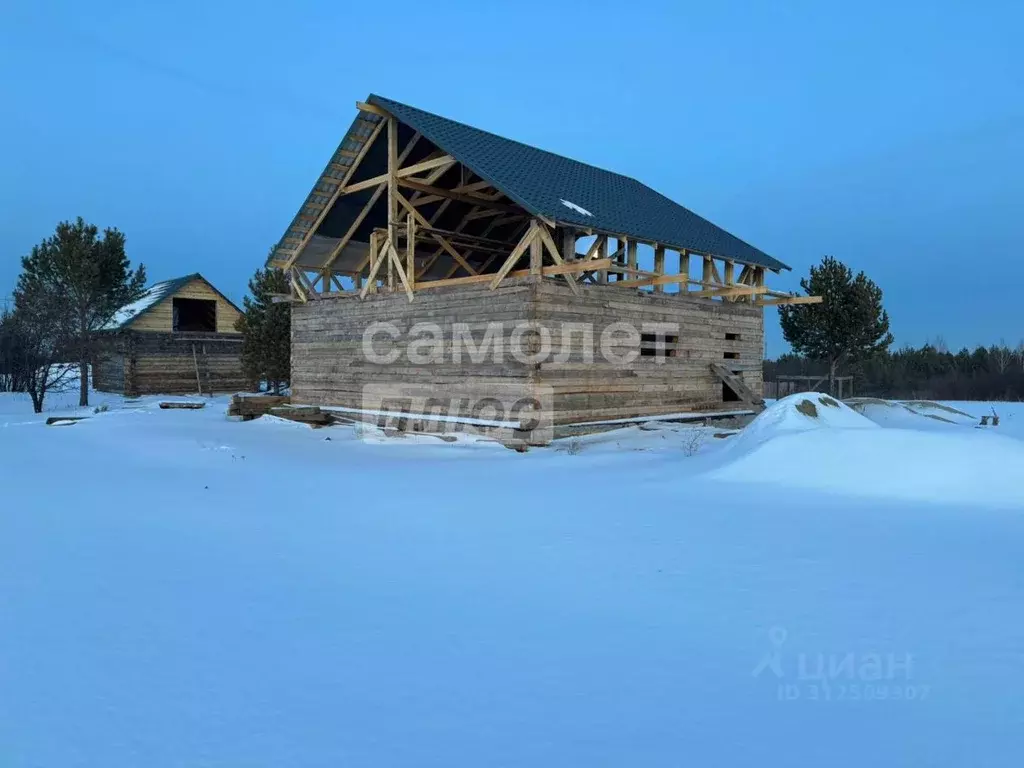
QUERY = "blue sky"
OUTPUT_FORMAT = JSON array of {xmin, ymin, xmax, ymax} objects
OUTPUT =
[{"xmin": 1, "ymin": 0, "xmax": 1021, "ymax": 354}]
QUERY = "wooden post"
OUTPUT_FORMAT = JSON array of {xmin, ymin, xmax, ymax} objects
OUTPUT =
[
  {"xmin": 678, "ymin": 249, "xmax": 689, "ymax": 294},
  {"xmin": 562, "ymin": 228, "xmax": 576, "ymax": 262},
  {"xmin": 406, "ymin": 211, "xmax": 415, "ymax": 291},
  {"xmin": 627, "ymin": 239, "xmax": 637, "ymax": 276},
  {"xmin": 653, "ymin": 244, "xmax": 665, "ymax": 293},
  {"xmin": 598, "ymin": 237, "xmax": 609, "ymax": 284},
  {"xmin": 702, "ymin": 255, "xmax": 713, "ymax": 285},
  {"xmin": 529, "ymin": 228, "xmax": 543, "ymax": 275},
  {"xmin": 387, "ymin": 116, "xmax": 398, "ymax": 292},
  {"xmin": 368, "ymin": 231, "xmax": 379, "ymax": 294}
]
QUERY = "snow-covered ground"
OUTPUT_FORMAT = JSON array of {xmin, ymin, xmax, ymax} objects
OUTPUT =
[{"xmin": 2, "ymin": 389, "xmax": 1024, "ymax": 766}]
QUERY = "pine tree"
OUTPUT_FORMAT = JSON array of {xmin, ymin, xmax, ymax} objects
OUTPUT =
[
  {"xmin": 778, "ymin": 256, "xmax": 893, "ymax": 395},
  {"xmin": 18, "ymin": 218, "xmax": 146, "ymax": 406},
  {"xmin": 235, "ymin": 266, "xmax": 290, "ymax": 394}
]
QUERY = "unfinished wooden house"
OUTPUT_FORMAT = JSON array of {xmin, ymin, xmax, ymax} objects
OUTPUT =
[
  {"xmin": 94, "ymin": 273, "xmax": 248, "ymax": 396},
  {"xmin": 268, "ymin": 94, "xmax": 819, "ymax": 433}
]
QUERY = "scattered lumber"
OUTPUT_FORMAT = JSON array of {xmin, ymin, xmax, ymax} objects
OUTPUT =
[
  {"xmin": 159, "ymin": 401, "xmax": 206, "ymax": 410},
  {"xmin": 268, "ymin": 406, "xmax": 334, "ymax": 428},
  {"xmin": 227, "ymin": 394, "xmax": 290, "ymax": 421},
  {"xmin": 45, "ymin": 416, "xmax": 89, "ymax": 426}
]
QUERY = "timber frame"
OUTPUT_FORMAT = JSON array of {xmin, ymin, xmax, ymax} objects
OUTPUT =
[{"xmin": 268, "ymin": 100, "xmax": 820, "ymax": 309}]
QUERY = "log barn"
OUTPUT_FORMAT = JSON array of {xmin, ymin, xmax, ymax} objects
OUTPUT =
[
  {"xmin": 268, "ymin": 95, "xmax": 819, "ymax": 436},
  {"xmin": 93, "ymin": 273, "xmax": 248, "ymax": 396}
]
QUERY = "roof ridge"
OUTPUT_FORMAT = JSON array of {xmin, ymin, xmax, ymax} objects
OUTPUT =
[{"xmin": 369, "ymin": 94, "xmax": 642, "ymax": 185}]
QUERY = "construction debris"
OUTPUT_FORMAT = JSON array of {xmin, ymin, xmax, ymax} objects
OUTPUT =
[
  {"xmin": 227, "ymin": 394, "xmax": 290, "ymax": 421},
  {"xmin": 159, "ymin": 401, "xmax": 206, "ymax": 410},
  {"xmin": 45, "ymin": 416, "xmax": 89, "ymax": 426}
]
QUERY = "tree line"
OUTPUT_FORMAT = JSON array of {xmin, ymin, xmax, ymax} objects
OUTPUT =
[
  {"xmin": 770, "ymin": 254, "xmax": 1022, "ymax": 401},
  {"xmin": 766, "ymin": 342, "xmax": 1024, "ymax": 401}
]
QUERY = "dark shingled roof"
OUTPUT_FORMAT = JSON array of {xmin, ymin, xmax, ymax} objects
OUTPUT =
[{"xmin": 368, "ymin": 94, "xmax": 788, "ymax": 272}]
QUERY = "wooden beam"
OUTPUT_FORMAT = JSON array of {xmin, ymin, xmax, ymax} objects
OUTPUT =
[
  {"xmin": 416, "ymin": 257, "xmax": 613, "ymax": 291},
  {"xmin": 397, "ymin": 178, "xmax": 521, "ymax": 213},
  {"xmin": 535, "ymin": 222, "xmax": 580, "ymax": 296},
  {"xmin": 653, "ymin": 244, "xmax": 666, "ymax": 294},
  {"xmin": 388, "ymin": 240, "xmax": 414, "ymax": 301},
  {"xmin": 359, "ymin": 236, "xmax": 390, "ymax": 299},
  {"xmin": 406, "ymin": 210, "xmax": 415, "ymax": 291},
  {"xmin": 396, "ymin": 154, "xmax": 456, "ymax": 179},
  {"xmin": 282, "ymin": 116, "xmax": 385, "ymax": 270},
  {"xmin": 321, "ymin": 182, "xmax": 386, "ymax": 271},
  {"xmin": 754, "ymin": 295, "xmax": 822, "ymax": 306},
  {"xmin": 489, "ymin": 223, "xmax": 539, "ymax": 289},
  {"xmin": 529, "ymin": 230, "xmax": 542, "ymax": 274},
  {"xmin": 393, "ymin": 189, "xmax": 479, "ymax": 276},
  {"xmin": 355, "ymin": 101, "xmax": 389, "ymax": 117},
  {"xmin": 690, "ymin": 285, "xmax": 769, "ymax": 299},
  {"xmin": 614, "ymin": 273, "xmax": 690, "ymax": 289},
  {"xmin": 323, "ymin": 130, "xmax": 422, "ymax": 272}
]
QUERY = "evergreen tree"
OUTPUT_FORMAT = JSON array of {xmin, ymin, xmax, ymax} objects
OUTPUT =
[
  {"xmin": 18, "ymin": 218, "xmax": 146, "ymax": 406},
  {"xmin": 235, "ymin": 266, "xmax": 291, "ymax": 394},
  {"xmin": 778, "ymin": 256, "xmax": 893, "ymax": 394}
]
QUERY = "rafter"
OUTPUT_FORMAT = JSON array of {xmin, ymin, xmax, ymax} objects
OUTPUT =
[
  {"xmin": 321, "ymin": 130, "xmax": 422, "ymax": 272},
  {"xmin": 281, "ymin": 116, "xmax": 385, "ymax": 271}
]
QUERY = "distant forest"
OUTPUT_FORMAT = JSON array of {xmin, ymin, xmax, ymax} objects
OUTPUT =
[{"xmin": 765, "ymin": 341, "xmax": 1024, "ymax": 401}]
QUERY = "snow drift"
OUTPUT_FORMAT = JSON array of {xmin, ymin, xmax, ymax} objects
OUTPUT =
[
  {"xmin": 708, "ymin": 392, "xmax": 1024, "ymax": 506},
  {"xmin": 847, "ymin": 398, "xmax": 980, "ymax": 430}
]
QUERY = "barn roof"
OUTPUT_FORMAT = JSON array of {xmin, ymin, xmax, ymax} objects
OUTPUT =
[
  {"xmin": 102, "ymin": 273, "xmax": 241, "ymax": 330},
  {"xmin": 365, "ymin": 95, "xmax": 788, "ymax": 272}
]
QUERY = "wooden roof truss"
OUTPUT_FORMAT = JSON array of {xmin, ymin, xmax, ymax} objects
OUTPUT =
[{"xmin": 270, "ymin": 103, "xmax": 820, "ymax": 308}]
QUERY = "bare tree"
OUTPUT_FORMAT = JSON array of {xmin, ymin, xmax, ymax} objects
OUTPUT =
[
  {"xmin": 4, "ymin": 306, "xmax": 75, "ymax": 413},
  {"xmin": 991, "ymin": 339, "xmax": 1012, "ymax": 375}
]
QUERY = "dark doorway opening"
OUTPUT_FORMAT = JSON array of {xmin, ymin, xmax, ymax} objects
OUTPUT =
[
  {"xmin": 173, "ymin": 298, "xmax": 216, "ymax": 332},
  {"xmin": 723, "ymin": 382, "xmax": 741, "ymax": 402}
]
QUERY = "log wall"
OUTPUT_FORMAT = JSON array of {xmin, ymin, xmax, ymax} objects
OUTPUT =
[
  {"xmin": 291, "ymin": 276, "xmax": 764, "ymax": 426},
  {"xmin": 533, "ymin": 280, "xmax": 763, "ymax": 422},
  {"xmin": 94, "ymin": 331, "xmax": 248, "ymax": 396}
]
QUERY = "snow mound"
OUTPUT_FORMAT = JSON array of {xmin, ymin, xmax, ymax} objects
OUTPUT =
[
  {"xmin": 733, "ymin": 391, "xmax": 877, "ymax": 449},
  {"xmin": 847, "ymin": 398, "xmax": 979, "ymax": 430},
  {"xmin": 707, "ymin": 393, "xmax": 1024, "ymax": 506}
]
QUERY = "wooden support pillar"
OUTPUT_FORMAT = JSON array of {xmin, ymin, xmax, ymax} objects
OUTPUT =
[
  {"xmin": 529, "ymin": 228, "xmax": 543, "ymax": 274},
  {"xmin": 653, "ymin": 244, "xmax": 665, "ymax": 293},
  {"xmin": 562, "ymin": 228, "xmax": 576, "ymax": 262},
  {"xmin": 598, "ymin": 237, "xmax": 609, "ymax": 284},
  {"xmin": 406, "ymin": 211, "xmax": 415, "ymax": 291},
  {"xmin": 614, "ymin": 237, "xmax": 628, "ymax": 281},
  {"xmin": 386, "ymin": 116, "xmax": 398, "ymax": 293},
  {"xmin": 678, "ymin": 249, "xmax": 689, "ymax": 294},
  {"xmin": 702, "ymin": 255, "xmax": 713, "ymax": 285},
  {"xmin": 627, "ymin": 239, "xmax": 637, "ymax": 275},
  {"xmin": 723, "ymin": 259, "xmax": 735, "ymax": 302},
  {"xmin": 368, "ymin": 231, "xmax": 379, "ymax": 294}
]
